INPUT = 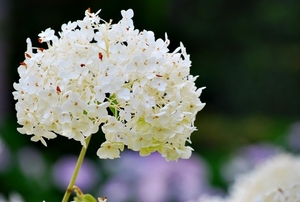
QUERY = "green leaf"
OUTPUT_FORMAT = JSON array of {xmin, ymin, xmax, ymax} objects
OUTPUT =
[
  {"xmin": 108, "ymin": 94, "xmax": 119, "ymax": 117},
  {"xmin": 73, "ymin": 186, "xmax": 97, "ymax": 202},
  {"xmin": 73, "ymin": 194, "xmax": 97, "ymax": 202},
  {"xmin": 82, "ymin": 194, "xmax": 98, "ymax": 202}
]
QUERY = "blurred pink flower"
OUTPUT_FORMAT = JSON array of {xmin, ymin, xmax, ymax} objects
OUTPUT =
[
  {"xmin": 17, "ymin": 146, "xmax": 45, "ymax": 179},
  {"xmin": 52, "ymin": 155, "xmax": 100, "ymax": 191},
  {"xmin": 100, "ymin": 151, "xmax": 210, "ymax": 202}
]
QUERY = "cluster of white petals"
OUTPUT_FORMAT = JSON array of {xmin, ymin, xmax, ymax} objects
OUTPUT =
[
  {"xmin": 13, "ymin": 8, "xmax": 205, "ymax": 161},
  {"xmin": 228, "ymin": 154, "xmax": 300, "ymax": 202},
  {"xmin": 189, "ymin": 153, "xmax": 300, "ymax": 202},
  {"xmin": 257, "ymin": 183, "xmax": 300, "ymax": 202}
]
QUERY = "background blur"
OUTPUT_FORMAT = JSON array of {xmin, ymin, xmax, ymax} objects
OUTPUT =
[{"xmin": 1, "ymin": 0, "xmax": 300, "ymax": 201}]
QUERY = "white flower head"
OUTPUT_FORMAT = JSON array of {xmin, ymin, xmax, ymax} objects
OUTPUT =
[
  {"xmin": 228, "ymin": 153, "xmax": 300, "ymax": 202},
  {"xmin": 13, "ymin": 8, "xmax": 205, "ymax": 161}
]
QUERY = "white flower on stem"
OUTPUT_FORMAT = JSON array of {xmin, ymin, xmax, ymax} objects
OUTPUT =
[
  {"xmin": 97, "ymin": 141, "xmax": 124, "ymax": 159},
  {"xmin": 30, "ymin": 127, "xmax": 57, "ymax": 147},
  {"xmin": 60, "ymin": 21, "xmax": 77, "ymax": 35},
  {"xmin": 129, "ymin": 131, "xmax": 153, "ymax": 151},
  {"xmin": 13, "ymin": 8, "xmax": 205, "ymax": 161},
  {"xmin": 120, "ymin": 9, "xmax": 134, "ymax": 28},
  {"xmin": 150, "ymin": 77, "xmax": 167, "ymax": 92},
  {"xmin": 84, "ymin": 8, "xmax": 101, "ymax": 24},
  {"xmin": 38, "ymin": 28, "xmax": 57, "ymax": 43}
]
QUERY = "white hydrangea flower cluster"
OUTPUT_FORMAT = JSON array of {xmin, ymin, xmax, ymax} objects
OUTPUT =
[
  {"xmin": 188, "ymin": 153, "xmax": 300, "ymax": 202},
  {"xmin": 13, "ymin": 8, "xmax": 205, "ymax": 161},
  {"xmin": 228, "ymin": 154, "xmax": 300, "ymax": 202}
]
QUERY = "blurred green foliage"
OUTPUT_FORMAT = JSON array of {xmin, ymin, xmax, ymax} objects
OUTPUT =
[
  {"xmin": 9, "ymin": 0, "xmax": 300, "ymax": 116},
  {"xmin": 1, "ymin": 0, "xmax": 300, "ymax": 201}
]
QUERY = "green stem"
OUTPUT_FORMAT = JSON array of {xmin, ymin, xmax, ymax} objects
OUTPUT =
[{"xmin": 61, "ymin": 135, "xmax": 92, "ymax": 202}]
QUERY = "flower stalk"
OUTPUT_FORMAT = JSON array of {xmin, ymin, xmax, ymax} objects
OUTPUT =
[{"xmin": 62, "ymin": 135, "xmax": 92, "ymax": 202}]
